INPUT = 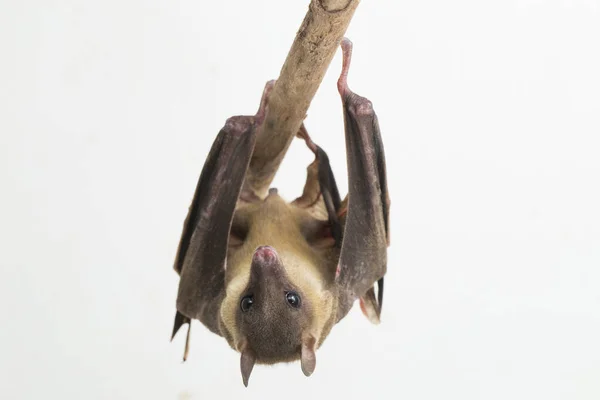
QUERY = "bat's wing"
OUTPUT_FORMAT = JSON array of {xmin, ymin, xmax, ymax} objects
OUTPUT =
[
  {"xmin": 172, "ymin": 83, "xmax": 273, "ymax": 349},
  {"xmin": 335, "ymin": 39, "xmax": 390, "ymax": 322},
  {"xmin": 173, "ymin": 116, "xmax": 259, "ymax": 340}
]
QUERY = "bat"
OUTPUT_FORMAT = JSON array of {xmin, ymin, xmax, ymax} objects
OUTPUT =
[{"xmin": 171, "ymin": 38, "xmax": 390, "ymax": 387}]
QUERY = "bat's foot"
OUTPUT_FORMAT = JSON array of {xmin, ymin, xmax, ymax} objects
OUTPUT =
[
  {"xmin": 336, "ymin": 37, "xmax": 378, "ymax": 126},
  {"xmin": 337, "ymin": 37, "xmax": 353, "ymax": 97},
  {"xmin": 255, "ymin": 80, "xmax": 276, "ymax": 125},
  {"xmin": 296, "ymin": 124, "xmax": 317, "ymax": 154}
]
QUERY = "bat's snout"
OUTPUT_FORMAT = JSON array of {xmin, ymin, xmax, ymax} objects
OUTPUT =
[
  {"xmin": 250, "ymin": 245, "xmax": 286, "ymax": 282},
  {"xmin": 252, "ymin": 245, "xmax": 278, "ymax": 265}
]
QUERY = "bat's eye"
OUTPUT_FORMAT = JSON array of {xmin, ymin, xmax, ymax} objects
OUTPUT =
[
  {"xmin": 285, "ymin": 291, "xmax": 301, "ymax": 308},
  {"xmin": 240, "ymin": 295, "xmax": 254, "ymax": 312}
]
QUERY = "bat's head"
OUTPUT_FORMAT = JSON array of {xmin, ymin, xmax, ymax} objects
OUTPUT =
[
  {"xmin": 220, "ymin": 193, "xmax": 339, "ymax": 386},
  {"xmin": 240, "ymin": 246, "xmax": 319, "ymax": 365}
]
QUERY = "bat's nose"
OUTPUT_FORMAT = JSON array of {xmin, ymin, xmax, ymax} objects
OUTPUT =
[
  {"xmin": 253, "ymin": 245, "xmax": 278, "ymax": 264},
  {"xmin": 249, "ymin": 245, "xmax": 288, "ymax": 285}
]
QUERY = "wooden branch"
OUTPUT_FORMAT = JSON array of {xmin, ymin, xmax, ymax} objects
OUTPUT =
[{"xmin": 246, "ymin": 0, "xmax": 361, "ymax": 197}]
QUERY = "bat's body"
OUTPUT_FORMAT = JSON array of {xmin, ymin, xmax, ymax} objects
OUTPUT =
[{"xmin": 171, "ymin": 39, "xmax": 390, "ymax": 386}]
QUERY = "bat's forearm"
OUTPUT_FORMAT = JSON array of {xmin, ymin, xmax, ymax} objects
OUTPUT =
[{"xmin": 246, "ymin": 0, "xmax": 360, "ymax": 198}]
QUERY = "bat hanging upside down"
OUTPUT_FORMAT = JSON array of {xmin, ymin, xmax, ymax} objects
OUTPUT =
[{"xmin": 170, "ymin": 38, "xmax": 390, "ymax": 386}]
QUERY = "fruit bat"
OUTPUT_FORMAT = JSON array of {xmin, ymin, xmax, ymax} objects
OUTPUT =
[{"xmin": 171, "ymin": 38, "xmax": 390, "ymax": 387}]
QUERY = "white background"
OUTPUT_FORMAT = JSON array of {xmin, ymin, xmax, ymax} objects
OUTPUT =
[{"xmin": 1, "ymin": 0, "xmax": 599, "ymax": 399}]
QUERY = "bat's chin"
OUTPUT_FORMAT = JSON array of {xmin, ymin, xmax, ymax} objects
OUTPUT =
[{"xmin": 248, "ymin": 347, "xmax": 303, "ymax": 365}]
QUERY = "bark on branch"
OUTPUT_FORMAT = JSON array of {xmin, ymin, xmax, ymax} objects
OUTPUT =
[{"xmin": 247, "ymin": 0, "xmax": 361, "ymax": 197}]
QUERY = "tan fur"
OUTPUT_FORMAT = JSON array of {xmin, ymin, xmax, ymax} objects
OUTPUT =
[{"xmin": 220, "ymin": 193, "xmax": 339, "ymax": 361}]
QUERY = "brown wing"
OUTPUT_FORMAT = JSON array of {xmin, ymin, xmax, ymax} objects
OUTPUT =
[
  {"xmin": 173, "ymin": 116, "xmax": 259, "ymax": 336},
  {"xmin": 335, "ymin": 38, "xmax": 390, "ymax": 322},
  {"xmin": 172, "ymin": 82, "xmax": 274, "ymax": 342}
]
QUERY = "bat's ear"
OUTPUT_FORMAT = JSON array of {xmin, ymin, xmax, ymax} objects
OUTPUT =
[
  {"xmin": 239, "ymin": 341, "xmax": 256, "ymax": 387},
  {"xmin": 300, "ymin": 335, "xmax": 317, "ymax": 377}
]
